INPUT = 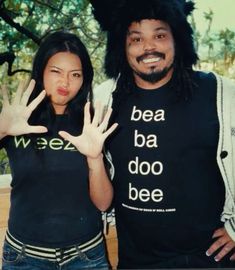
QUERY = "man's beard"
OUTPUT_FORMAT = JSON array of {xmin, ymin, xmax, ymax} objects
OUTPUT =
[{"xmin": 134, "ymin": 64, "xmax": 173, "ymax": 84}]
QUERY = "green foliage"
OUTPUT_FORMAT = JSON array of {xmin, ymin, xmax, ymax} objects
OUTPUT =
[
  {"xmin": 0, "ymin": 0, "xmax": 106, "ymax": 83},
  {"xmin": 191, "ymin": 8, "xmax": 235, "ymax": 79},
  {"xmin": 0, "ymin": 149, "xmax": 10, "ymax": 174}
]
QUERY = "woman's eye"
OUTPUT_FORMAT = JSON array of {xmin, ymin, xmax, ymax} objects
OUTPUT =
[
  {"xmin": 156, "ymin": 34, "xmax": 165, "ymax": 39},
  {"xmin": 51, "ymin": 69, "xmax": 59, "ymax": 73},
  {"xmin": 72, "ymin": 73, "xmax": 81, "ymax": 78}
]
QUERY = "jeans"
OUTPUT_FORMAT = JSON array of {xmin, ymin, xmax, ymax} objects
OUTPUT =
[{"xmin": 2, "ymin": 241, "xmax": 109, "ymax": 270}]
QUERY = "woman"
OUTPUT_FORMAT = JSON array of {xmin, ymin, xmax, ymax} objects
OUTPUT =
[{"xmin": 0, "ymin": 31, "xmax": 117, "ymax": 270}]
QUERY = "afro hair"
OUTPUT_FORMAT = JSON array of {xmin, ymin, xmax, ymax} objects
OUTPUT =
[{"xmin": 90, "ymin": 0, "xmax": 198, "ymax": 79}]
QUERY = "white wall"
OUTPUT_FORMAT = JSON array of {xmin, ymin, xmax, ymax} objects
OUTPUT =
[{"xmin": 0, "ymin": 174, "xmax": 11, "ymax": 188}]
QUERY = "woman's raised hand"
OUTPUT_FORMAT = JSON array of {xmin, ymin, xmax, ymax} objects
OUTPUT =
[
  {"xmin": 59, "ymin": 102, "xmax": 118, "ymax": 158},
  {"xmin": 0, "ymin": 79, "xmax": 47, "ymax": 139}
]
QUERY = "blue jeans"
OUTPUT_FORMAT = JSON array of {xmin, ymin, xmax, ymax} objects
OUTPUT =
[{"xmin": 2, "ymin": 241, "xmax": 109, "ymax": 270}]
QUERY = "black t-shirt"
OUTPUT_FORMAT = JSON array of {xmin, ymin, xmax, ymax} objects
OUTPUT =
[
  {"xmin": 108, "ymin": 71, "xmax": 225, "ymax": 268},
  {"xmin": 0, "ymin": 115, "xmax": 101, "ymax": 248}
]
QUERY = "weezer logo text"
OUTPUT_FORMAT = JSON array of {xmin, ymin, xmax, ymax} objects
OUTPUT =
[{"xmin": 14, "ymin": 136, "xmax": 76, "ymax": 151}]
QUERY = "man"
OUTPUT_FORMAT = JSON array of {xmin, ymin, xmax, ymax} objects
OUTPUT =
[{"xmin": 90, "ymin": 0, "xmax": 235, "ymax": 268}]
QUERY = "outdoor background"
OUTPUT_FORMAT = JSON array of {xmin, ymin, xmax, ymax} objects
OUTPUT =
[{"xmin": 0, "ymin": 0, "xmax": 235, "ymax": 172}]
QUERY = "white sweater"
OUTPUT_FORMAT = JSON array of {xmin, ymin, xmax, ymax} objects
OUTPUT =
[{"xmin": 215, "ymin": 74, "xmax": 235, "ymax": 241}]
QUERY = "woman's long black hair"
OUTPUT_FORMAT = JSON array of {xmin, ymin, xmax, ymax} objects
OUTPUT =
[{"xmin": 28, "ymin": 31, "xmax": 93, "ymax": 129}]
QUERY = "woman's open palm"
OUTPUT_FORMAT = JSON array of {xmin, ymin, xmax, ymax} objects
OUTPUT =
[
  {"xmin": 0, "ymin": 79, "xmax": 47, "ymax": 137},
  {"xmin": 59, "ymin": 102, "xmax": 118, "ymax": 158}
]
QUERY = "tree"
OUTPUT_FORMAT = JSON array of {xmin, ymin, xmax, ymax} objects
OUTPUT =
[
  {"xmin": 191, "ymin": 6, "xmax": 235, "ymax": 79},
  {"xmin": 0, "ymin": 0, "xmax": 106, "ymax": 82}
]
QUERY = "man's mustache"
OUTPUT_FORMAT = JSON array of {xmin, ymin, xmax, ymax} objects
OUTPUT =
[{"xmin": 136, "ymin": 52, "xmax": 165, "ymax": 63}]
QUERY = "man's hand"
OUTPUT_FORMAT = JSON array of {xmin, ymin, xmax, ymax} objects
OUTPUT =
[{"xmin": 206, "ymin": 227, "xmax": 235, "ymax": 262}]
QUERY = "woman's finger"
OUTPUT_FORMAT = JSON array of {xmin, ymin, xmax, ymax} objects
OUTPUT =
[
  {"xmin": 103, "ymin": 123, "xmax": 118, "ymax": 139},
  {"xmin": 28, "ymin": 125, "xmax": 48, "ymax": 134},
  {"xmin": 98, "ymin": 107, "xmax": 112, "ymax": 132},
  {"xmin": 92, "ymin": 101, "xmax": 102, "ymax": 126},
  {"xmin": 0, "ymin": 85, "xmax": 10, "ymax": 105},
  {"xmin": 13, "ymin": 80, "xmax": 26, "ymax": 104},
  {"xmin": 20, "ymin": 79, "xmax": 36, "ymax": 106},
  {"xmin": 84, "ymin": 102, "xmax": 91, "ymax": 125},
  {"xmin": 28, "ymin": 90, "xmax": 46, "ymax": 112}
]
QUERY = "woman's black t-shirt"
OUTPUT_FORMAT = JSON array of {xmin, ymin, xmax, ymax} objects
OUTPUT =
[{"xmin": 0, "ymin": 115, "xmax": 101, "ymax": 248}]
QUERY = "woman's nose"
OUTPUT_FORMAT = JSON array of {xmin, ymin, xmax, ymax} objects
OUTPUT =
[{"xmin": 61, "ymin": 74, "xmax": 69, "ymax": 87}]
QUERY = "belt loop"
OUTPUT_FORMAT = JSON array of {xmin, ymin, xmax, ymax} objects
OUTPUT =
[
  {"xmin": 75, "ymin": 245, "xmax": 86, "ymax": 260},
  {"xmin": 60, "ymin": 248, "xmax": 65, "ymax": 261},
  {"xmin": 21, "ymin": 244, "xmax": 26, "ymax": 256}
]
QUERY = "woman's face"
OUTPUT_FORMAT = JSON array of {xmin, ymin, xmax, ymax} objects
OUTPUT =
[{"xmin": 43, "ymin": 52, "xmax": 83, "ymax": 114}]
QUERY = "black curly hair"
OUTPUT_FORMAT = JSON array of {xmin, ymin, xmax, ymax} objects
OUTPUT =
[{"xmin": 90, "ymin": 0, "xmax": 199, "ymax": 101}]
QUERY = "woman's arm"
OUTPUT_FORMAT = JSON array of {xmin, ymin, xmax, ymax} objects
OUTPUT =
[
  {"xmin": 87, "ymin": 154, "xmax": 113, "ymax": 211},
  {"xmin": 59, "ymin": 102, "xmax": 117, "ymax": 211}
]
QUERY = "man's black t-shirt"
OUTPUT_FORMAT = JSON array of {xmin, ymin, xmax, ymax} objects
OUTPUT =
[
  {"xmin": 0, "ymin": 115, "xmax": 101, "ymax": 248},
  {"xmin": 108, "ymin": 71, "xmax": 225, "ymax": 268}
]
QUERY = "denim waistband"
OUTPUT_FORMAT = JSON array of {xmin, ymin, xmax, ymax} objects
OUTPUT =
[{"xmin": 5, "ymin": 230, "xmax": 103, "ymax": 266}]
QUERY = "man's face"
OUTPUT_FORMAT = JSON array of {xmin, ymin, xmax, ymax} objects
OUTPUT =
[{"xmin": 126, "ymin": 19, "xmax": 175, "ymax": 88}]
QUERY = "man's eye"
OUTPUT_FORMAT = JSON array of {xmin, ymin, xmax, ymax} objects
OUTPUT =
[{"xmin": 132, "ymin": 37, "xmax": 141, "ymax": 42}]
